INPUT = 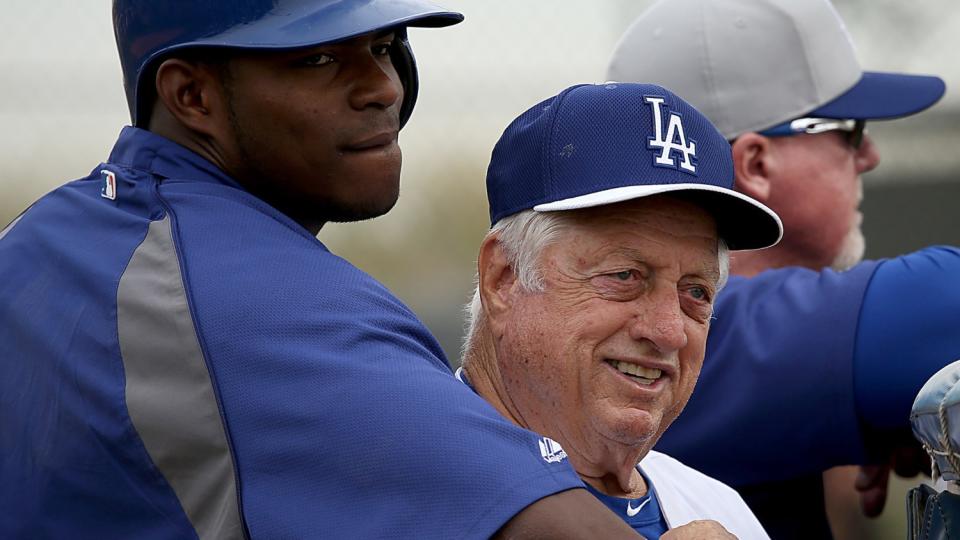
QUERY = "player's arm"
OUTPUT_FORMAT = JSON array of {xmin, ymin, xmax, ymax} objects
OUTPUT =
[
  {"xmin": 655, "ymin": 259, "xmax": 882, "ymax": 483},
  {"xmin": 496, "ymin": 491, "xmax": 734, "ymax": 540},
  {"xmin": 847, "ymin": 246, "xmax": 960, "ymax": 515},
  {"xmin": 658, "ymin": 246, "xmax": 960, "ymax": 485},
  {"xmin": 853, "ymin": 246, "xmax": 960, "ymax": 435},
  {"xmin": 494, "ymin": 488, "xmax": 642, "ymax": 539}
]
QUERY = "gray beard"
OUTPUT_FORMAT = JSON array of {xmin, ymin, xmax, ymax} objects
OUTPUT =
[{"xmin": 829, "ymin": 224, "xmax": 866, "ymax": 271}]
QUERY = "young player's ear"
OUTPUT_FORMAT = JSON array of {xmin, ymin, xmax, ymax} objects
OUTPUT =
[
  {"xmin": 731, "ymin": 132, "xmax": 775, "ymax": 202},
  {"xmin": 152, "ymin": 58, "xmax": 226, "ymax": 136},
  {"xmin": 477, "ymin": 234, "xmax": 518, "ymax": 337}
]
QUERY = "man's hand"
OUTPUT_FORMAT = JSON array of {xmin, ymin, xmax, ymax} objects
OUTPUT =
[
  {"xmin": 854, "ymin": 463, "xmax": 890, "ymax": 517},
  {"xmin": 661, "ymin": 520, "xmax": 737, "ymax": 539},
  {"xmin": 855, "ymin": 438, "xmax": 930, "ymax": 517}
]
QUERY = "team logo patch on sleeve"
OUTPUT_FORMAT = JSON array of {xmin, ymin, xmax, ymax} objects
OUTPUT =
[
  {"xmin": 645, "ymin": 96, "xmax": 697, "ymax": 175},
  {"xmin": 101, "ymin": 170, "xmax": 117, "ymax": 200},
  {"xmin": 539, "ymin": 436, "xmax": 568, "ymax": 463}
]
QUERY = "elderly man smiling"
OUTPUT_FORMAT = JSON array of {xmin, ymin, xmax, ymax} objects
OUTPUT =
[{"xmin": 459, "ymin": 83, "xmax": 782, "ymax": 539}]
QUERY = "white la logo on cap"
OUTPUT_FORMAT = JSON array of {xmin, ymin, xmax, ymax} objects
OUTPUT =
[{"xmin": 645, "ymin": 96, "xmax": 696, "ymax": 174}]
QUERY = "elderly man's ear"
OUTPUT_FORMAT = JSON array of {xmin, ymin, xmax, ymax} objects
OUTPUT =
[
  {"xmin": 477, "ymin": 234, "xmax": 519, "ymax": 336},
  {"xmin": 731, "ymin": 132, "xmax": 780, "ymax": 203}
]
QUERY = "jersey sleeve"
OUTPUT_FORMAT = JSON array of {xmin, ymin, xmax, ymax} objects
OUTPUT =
[
  {"xmin": 654, "ymin": 261, "xmax": 880, "ymax": 486},
  {"xmin": 164, "ymin": 186, "xmax": 585, "ymax": 539},
  {"xmin": 854, "ymin": 246, "xmax": 960, "ymax": 432}
]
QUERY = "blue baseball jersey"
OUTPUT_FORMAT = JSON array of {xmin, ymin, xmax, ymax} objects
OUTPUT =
[
  {"xmin": 657, "ymin": 246, "xmax": 960, "ymax": 486},
  {"xmin": 584, "ymin": 472, "xmax": 669, "ymax": 539},
  {"xmin": 0, "ymin": 127, "xmax": 583, "ymax": 539}
]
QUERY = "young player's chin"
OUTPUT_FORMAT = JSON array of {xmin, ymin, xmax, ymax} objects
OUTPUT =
[
  {"xmin": 326, "ymin": 195, "xmax": 401, "ymax": 223},
  {"xmin": 323, "ymin": 180, "xmax": 402, "ymax": 223}
]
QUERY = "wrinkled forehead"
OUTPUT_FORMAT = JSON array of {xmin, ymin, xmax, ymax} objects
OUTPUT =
[
  {"xmin": 546, "ymin": 198, "xmax": 718, "ymax": 266},
  {"xmin": 563, "ymin": 196, "xmax": 719, "ymax": 244}
]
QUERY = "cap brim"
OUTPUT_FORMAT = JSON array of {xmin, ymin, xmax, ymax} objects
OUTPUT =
[
  {"xmin": 401, "ymin": 12, "xmax": 465, "ymax": 28},
  {"xmin": 811, "ymin": 71, "xmax": 945, "ymax": 120},
  {"xmin": 187, "ymin": 6, "xmax": 463, "ymax": 50},
  {"xmin": 533, "ymin": 184, "xmax": 783, "ymax": 251}
]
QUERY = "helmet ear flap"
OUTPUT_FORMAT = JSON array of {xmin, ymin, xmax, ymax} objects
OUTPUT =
[
  {"xmin": 133, "ymin": 61, "xmax": 161, "ymax": 129},
  {"xmin": 391, "ymin": 30, "xmax": 419, "ymax": 129}
]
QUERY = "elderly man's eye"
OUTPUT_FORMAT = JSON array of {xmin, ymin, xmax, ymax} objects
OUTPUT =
[
  {"xmin": 688, "ymin": 286, "xmax": 710, "ymax": 301},
  {"xmin": 614, "ymin": 270, "xmax": 635, "ymax": 281}
]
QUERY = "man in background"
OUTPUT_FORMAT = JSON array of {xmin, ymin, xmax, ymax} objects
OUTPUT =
[{"xmin": 607, "ymin": 0, "xmax": 955, "ymax": 537}]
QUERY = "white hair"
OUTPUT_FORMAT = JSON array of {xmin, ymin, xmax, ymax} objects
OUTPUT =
[{"xmin": 460, "ymin": 209, "xmax": 730, "ymax": 360}]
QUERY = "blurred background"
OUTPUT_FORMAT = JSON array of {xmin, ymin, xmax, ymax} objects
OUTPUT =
[{"xmin": 1, "ymin": 1, "xmax": 958, "ymax": 537}]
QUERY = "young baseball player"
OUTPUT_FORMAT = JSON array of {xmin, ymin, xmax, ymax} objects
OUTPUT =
[{"xmin": 0, "ymin": 2, "xmax": 646, "ymax": 538}]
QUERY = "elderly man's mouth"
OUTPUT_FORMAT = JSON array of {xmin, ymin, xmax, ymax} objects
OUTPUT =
[{"xmin": 606, "ymin": 359, "xmax": 662, "ymax": 385}]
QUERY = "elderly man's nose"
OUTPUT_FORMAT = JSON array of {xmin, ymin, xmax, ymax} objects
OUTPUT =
[{"xmin": 628, "ymin": 296, "xmax": 687, "ymax": 352}]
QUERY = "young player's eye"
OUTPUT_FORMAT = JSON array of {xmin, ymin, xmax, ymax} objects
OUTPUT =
[
  {"xmin": 372, "ymin": 41, "xmax": 396, "ymax": 56},
  {"xmin": 302, "ymin": 54, "xmax": 334, "ymax": 66}
]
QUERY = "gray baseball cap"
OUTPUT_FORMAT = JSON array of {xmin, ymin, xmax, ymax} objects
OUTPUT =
[{"xmin": 607, "ymin": 0, "xmax": 945, "ymax": 140}]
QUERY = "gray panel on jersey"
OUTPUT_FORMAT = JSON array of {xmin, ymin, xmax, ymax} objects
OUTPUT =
[{"xmin": 118, "ymin": 217, "xmax": 243, "ymax": 539}]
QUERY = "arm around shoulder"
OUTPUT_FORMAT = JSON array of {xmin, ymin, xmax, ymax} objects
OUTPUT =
[{"xmin": 494, "ymin": 488, "xmax": 643, "ymax": 539}]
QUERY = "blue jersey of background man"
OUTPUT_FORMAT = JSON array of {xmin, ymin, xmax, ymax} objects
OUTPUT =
[{"xmin": 657, "ymin": 246, "xmax": 960, "ymax": 538}]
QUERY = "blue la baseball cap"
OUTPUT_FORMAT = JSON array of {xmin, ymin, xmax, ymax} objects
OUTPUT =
[{"xmin": 486, "ymin": 83, "xmax": 783, "ymax": 251}]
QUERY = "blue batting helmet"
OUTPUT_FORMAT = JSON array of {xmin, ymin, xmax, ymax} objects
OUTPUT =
[{"xmin": 112, "ymin": 0, "xmax": 464, "ymax": 128}]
